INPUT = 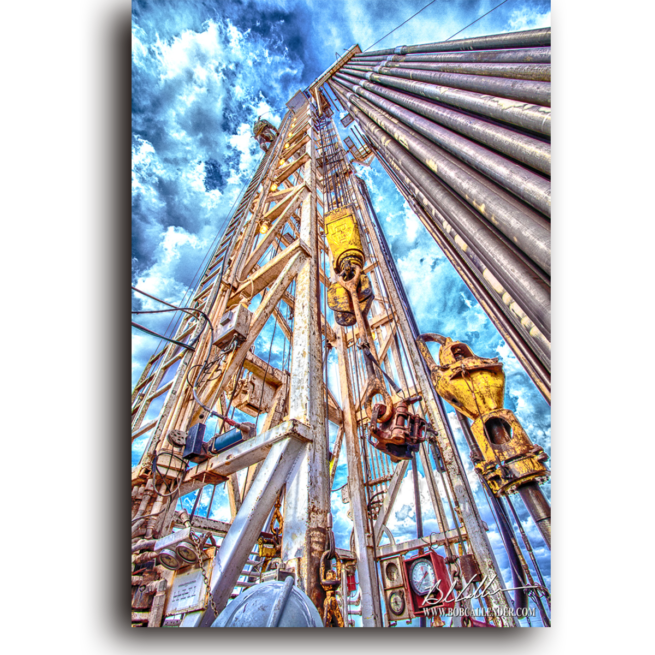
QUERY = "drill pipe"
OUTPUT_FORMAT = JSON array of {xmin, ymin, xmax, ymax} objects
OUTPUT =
[
  {"xmin": 343, "ymin": 64, "xmax": 550, "ymax": 107},
  {"xmin": 335, "ymin": 72, "xmax": 551, "ymax": 210},
  {"xmin": 340, "ymin": 67, "xmax": 550, "ymax": 137},
  {"xmin": 335, "ymin": 72, "xmax": 550, "ymax": 175},
  {"xmin": 338, "ymin": 90, "xmax": 551, "ymax": 275},
  {"xmin": 366, "ymin": 146, "xmax": 551, "ymax": 395},
  {"xmin": 365, "ymin": 27, "xmax": 551, "ymax": 57},
  {"xmin": 331, "ymin": 84, "xmax": 551, "ymax": 366},
  {"xmin": 352, "ymin": 46, "xmax": 551, "ymax": 65},
  {"xmin": 518, "ymin": 482, "xmax": 551, "ymax": 550},
  {"xmin": 376, "ymin": 148, "xmax": 552, "ymax": 368},
  {"xmin": 487, "ymin": 486, "xmax": 529, "ymax": 611},
  {"xmin": 334, "ymin": 82, "xmax": 550, "ymax": 340},
  {"xmin": 351, "ymin": 60, "xmax": 550, "ymax": 82},
  {"xmin": 333, "ymin": 83, "xmax": 551, "ymax": 341}
]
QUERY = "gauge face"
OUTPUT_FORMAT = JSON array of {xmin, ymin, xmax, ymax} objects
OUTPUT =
[
  {"xmin": 385, "ymin": 562, "xmax": 400, "ymax": 583},
  {"xmin": 389, "ymin": 590, "xmax": 405, "ymax": 615},
  {"xmin": 409, "ymin": 558, "xmax": 436, "ymax": 596},
  {"xmin": 159, "ymin": 549, "xmax": 180, "ymax": 570},
  {"xmin": 176, "ymin": 543, "xmax": 198, "ymax": 563}
]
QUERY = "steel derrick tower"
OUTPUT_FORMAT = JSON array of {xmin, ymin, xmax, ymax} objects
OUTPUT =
[{"xmin": 131, "ymin": 27, "xmax": 551, "ymax": 628}]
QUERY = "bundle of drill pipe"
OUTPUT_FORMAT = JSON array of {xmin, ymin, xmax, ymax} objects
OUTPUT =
[{"xmin": 328, "ymin": 28, "xmax": 551, "ymax": 402}]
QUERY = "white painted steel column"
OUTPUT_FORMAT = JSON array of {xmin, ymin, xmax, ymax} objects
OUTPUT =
[
  {"xmin": 194, "ymin": 435, "xmax": 306, "ymax": 626},
  {"xmin": 281, "ymin": 102, "xmax": 331, "ymax": 611}
]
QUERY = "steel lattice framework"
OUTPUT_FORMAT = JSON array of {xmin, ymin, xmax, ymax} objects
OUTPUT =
[{"xmin": 131, "ymin": 27, "xmax": 551, "ymax": 629}]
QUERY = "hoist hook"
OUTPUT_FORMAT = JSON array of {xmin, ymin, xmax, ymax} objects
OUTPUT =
[{"xmin": 362, "ymin": 378, "xmax": 394, "ymax": 423}]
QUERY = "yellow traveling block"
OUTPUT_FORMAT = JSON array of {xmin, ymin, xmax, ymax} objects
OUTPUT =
[
  {"xmin": 417, "ymin": 334, "xmax": 550, "ymax": 496},
  {"xmin": 324, "ymin": 205, "xmax": 364, "ymax": 273}
]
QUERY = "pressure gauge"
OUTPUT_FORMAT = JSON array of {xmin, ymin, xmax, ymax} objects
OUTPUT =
[
  {"xmin": 385, "ymin": 562, "xmax": 400, "ymax": 584},
  {"xmin": 388, "ymin": 590, "xmax": 405, "ymax": 616},
  {"xmin": 409, "ymin": 558, "xmax": 436, "ymax": 596},
  {"xmin": 175, "ymin": 540, "xmax": 198, "ymax": 564},
  {"xmin": 158, "ymin": 548, "xmax": 181, "ymax": 571}
]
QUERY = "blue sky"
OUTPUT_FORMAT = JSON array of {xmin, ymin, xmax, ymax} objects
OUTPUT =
[{"xmin": 132, "ymin": 0, "xmax": 551, "ymax": 625}]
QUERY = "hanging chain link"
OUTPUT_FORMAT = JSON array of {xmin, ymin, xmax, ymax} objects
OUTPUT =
[
  {"xmin": 192, "ymin": 533, "xmax": 219, "ymax": 619},
  {"xmin": 320, "ymin": 525, "xmax": 345, "ymax": 628}
]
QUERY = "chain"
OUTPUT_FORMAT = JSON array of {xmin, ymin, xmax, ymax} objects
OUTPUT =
[
  {"xmin": 192, "ymin": 533, "xmax": 219, "ymax": 619},
  {"xmin": 320, "ymin": 550, "xmax": 344, "ymax": 628}
]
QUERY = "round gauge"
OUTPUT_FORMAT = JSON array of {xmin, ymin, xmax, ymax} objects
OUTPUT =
[
  {"xmin": 409, "ymin": 558, "xmax": 436, "ymax": 596},
  {"xmin": 388, "ymin": 590, "xmax": 405, "ymax": 615},
  {"xmin": 176, "ymin": 541, "xmax": 198, "ymax": 563},
  {"xmin": 158, "ymin": 548, "xmax": 180, "ymax": 571},
  {"xmin": 385, "ymin": 562, "xmax": 400, "ymax": 583}
]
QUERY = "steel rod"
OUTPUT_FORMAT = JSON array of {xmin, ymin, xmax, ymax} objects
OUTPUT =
[
  {"xmin": 365, "ymin": 27, "xmax": 550, "ymax": 57},
  {"xmin": 352, "ymin": 59, "xmax": 550, "ymax": 81},
  {"xmin": 333, "ymin": 83, "xmax": 550, "ymax": 340},
  {"xmin": 343, "ymin": 63, "xmax": 550, "ymax": 107},
  {"xmin": 353, "ymin": 46, "xmax": 551, "ymax": 65},
  {"xmin": 339, "ymin": 67, "xmax": 550, "ymax": 137},
  {"xmin": 336, "ymin": 75, "xmax": 552, "ymax": 236},
  {"xmin": 356, "ymin": 118, "xmax": 551, "ymax": 375},
  {"xmin": 518, "ymin": 482, "xmax": 551, "ymax": 550},
  {"xmin": 334, "ymin": 72, "xmax": 550, "ymax": 175}
]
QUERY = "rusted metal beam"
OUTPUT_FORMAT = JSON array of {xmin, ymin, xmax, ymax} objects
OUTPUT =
[
  {"xmin": 377, "ymin": 530, "xmax": 466, "ymax": 558},
  {"xmin": 228, "ymin": 238, "xmax": 310, "ymax": 308},
  {"xmin": 195, "ymin": 433, "xmax": 309, "ymax": 626},
  {"xmin": 184, "ymin": 419, "xmax": 311, "ymax": 483},
  {"xmin": 281, "ymin": 116, "xmax": 331, "ymax": 613},
  {"xmin": 335, "ymin": 323, "xmax": 383, "ymax": 626},
  {"xmin": 308, "ymin": 43, "xmax": 362, "ymax": 92}
]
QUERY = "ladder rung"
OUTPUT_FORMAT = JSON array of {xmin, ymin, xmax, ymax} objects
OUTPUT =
[
  {"xmin": 134, "ymin": 372, "xmax": 155, "ymax": 392},
  {"xmin": 147, "ymin": 380, "xmax": 173, "ymax": 402},
  {"xmin": 193, "ymin": 286, "xmax": 211, "ymax": 302},
  {"xmin": 132, "ymin": 419, "xmax": 157, "ymax": 440}
]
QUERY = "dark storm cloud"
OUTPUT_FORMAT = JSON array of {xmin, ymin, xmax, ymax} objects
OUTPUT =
[{"xmin": 203, "ymin": 159, "xmax": 224, "ymax": 191}]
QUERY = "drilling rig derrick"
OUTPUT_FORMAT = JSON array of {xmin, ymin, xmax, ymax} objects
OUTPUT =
[{"xmin": 132, "ymin": 27, "xmax": 552, "ymax": 629}]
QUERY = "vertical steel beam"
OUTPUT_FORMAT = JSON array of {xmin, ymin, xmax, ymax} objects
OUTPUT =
[
  {"xmin": 281, "ymin": 103, "xmax": 331, "ymax": 612},
  {"xmin": 335, "ymin": 325, "xmax": 383, "ymax": 626}
]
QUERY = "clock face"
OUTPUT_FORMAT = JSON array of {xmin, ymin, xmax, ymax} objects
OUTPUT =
[
  {"xmin": 409, "ymin": 558, "xmax": 436, "ymax": 596},
  {"xmin": 385, "ymin": 562, "xmax": 400, "ymax": 583},
  {"xmin": 389, "ymin": 590, "xmax": 405, "ymax": 615}
]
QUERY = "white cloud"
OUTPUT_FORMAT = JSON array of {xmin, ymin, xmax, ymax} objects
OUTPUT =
[{"xmin": 508, "ymin": 8, "xmax": 551, "ymax": 32}]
